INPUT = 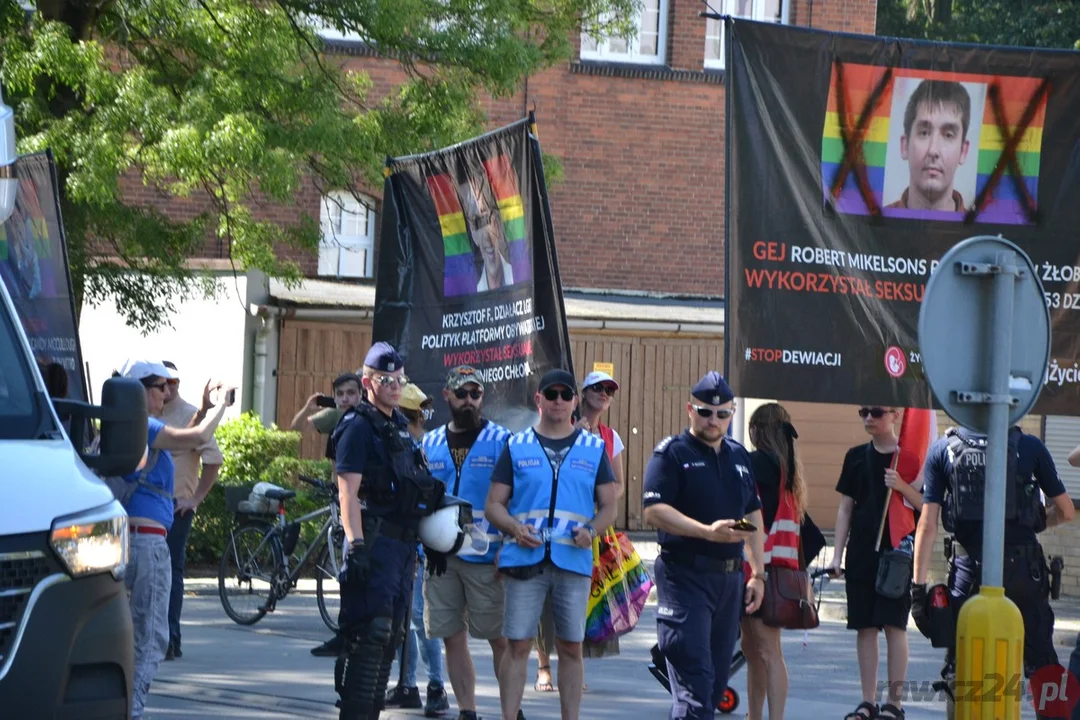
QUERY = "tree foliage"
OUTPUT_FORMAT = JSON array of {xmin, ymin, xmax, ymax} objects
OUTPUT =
[
  {"xmin": 0, "ymin": 0, "xmax": 637, "ymax": 331},
  {"xmin": 878, "ymin": 0, "xmax": 1080, "ymax": 50}
]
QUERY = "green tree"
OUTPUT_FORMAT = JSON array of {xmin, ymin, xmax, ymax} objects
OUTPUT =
[
  {"xmin": 878, "ymin": 0, "xmax": 1080, "ymax": 50},
  {"xmin": 0, "ymin": 0, "xmax": 637, "ymax": 331}
]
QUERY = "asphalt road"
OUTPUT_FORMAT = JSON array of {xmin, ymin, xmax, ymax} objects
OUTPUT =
[{"xmin": 143, "ymin": 591, "xmax": 1056, "ymax": 719}]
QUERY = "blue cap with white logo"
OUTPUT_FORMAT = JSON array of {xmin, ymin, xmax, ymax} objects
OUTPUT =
[
  {"xmin": 691, "ymin": 371, "xmax": 734, "ymax": 406},
  {"xmin": 363, "ymin": 342, "xmax": 404, "ymax": 373}
]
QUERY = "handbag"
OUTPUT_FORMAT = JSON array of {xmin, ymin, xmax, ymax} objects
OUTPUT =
[
  {"xmin": 584, "ymin": 528, "xmax": 654, "ymax": 644},
  {"xmin": 868, "ymin": 446, "xmax": 914, "ymax": 600},
  {"xmin": 761, "ymin": 536, "xmax": 819, "ymax": 630}
]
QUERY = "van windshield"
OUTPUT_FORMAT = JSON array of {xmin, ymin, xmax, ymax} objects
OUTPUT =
[{"xmin": 0, "ymin": 305, "xmax": 45, "ymax": 439}]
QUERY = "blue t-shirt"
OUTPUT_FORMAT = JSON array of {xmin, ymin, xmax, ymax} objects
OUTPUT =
[
  {"xmin": 922, "ymin": 428, "xmax": 1065, "ymax": 554},
  {"xmin": 123, "ymin": 418, "xmax": 176, "ymax": 529},
  {"xmin": 643, "ymin": 431, "xmax": 762, "ymax": 561}
]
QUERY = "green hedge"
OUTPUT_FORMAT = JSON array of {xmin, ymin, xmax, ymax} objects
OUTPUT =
[{"xmin": 186, "ymin": 413, "xmax": 334, "ymax": 566}]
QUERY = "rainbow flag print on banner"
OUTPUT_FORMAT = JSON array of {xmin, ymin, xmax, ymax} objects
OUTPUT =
[
  {"xmin": 821, "ymin": 64, "xmax": 1047, "ymax": 226},
  {"xmin": 427, "ymin": 154, "xmax": 532, "ymax": 298}
]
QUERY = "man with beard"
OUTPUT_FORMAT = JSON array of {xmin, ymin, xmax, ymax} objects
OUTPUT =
[{"xmin": 421, "ymin": 366, "xmax": 514, "ymax": 720}]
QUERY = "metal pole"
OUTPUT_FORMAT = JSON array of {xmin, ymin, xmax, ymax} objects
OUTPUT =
[{"xmin": 981, "ymin": 250, "xmax": 1017, "ymax": 588}]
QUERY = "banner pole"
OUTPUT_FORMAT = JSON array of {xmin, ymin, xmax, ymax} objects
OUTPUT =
[{"xmin": 722, "ymin": 15, "xmax": 733, "ymax": 382}]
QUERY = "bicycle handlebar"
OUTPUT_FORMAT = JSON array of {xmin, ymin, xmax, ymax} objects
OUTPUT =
[
  {"xmin": 298, "ymin": 474, "xmax": 333, "ymax": 495},
  {"xmin": 810, "ymin": 567, "xmax": 842, "ymax": 580}
]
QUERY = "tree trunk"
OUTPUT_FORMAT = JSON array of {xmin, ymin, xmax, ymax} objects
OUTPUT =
[{"xmin": 933, "ymin": 0, "xmax": 952, "ymax": 25}]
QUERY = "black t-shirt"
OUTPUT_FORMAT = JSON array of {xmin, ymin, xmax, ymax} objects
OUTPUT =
[
  {"xmin": 836, "ymin": 444, "xmax": 906, "ymax": 569},
  {"xmin": 750, "ymin": 450, "xmax": 781, "ymax": 530},
  {"xmin": 447, "ymin": 420, "xmax": 486, "ymax": 474},
  {"xmin": 491, "ymin": 429, "xmax": 616, "ymax": 491}
]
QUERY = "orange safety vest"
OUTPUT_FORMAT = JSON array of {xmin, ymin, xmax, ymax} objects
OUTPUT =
[{"xmin": 763, "ymin": 485, "xmax": 800, "ymax": 570}]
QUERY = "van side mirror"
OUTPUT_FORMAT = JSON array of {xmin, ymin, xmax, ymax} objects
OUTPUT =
[{"xmin": 54, "ymin": 377, "xmax": 148, "ymax": 477}]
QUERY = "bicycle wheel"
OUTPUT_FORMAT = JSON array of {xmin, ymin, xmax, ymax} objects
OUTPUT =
[
  {"xmin": 218, "ymin": 522, "xmax": 282, "ymax": 625},
  {"xmin": 315, "ymin": 540, "xmax": 342, "ymax": 633}
]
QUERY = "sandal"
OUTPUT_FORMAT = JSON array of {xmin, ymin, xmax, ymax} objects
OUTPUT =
[
  {"xmin": 534, "ymin": 666, "xmax": 554, "ymax": 692},
  {"xmin": 877, "ymin": 704, "xmax": 904, "ymax": 719},
  {"xmin": 844, "ymin": 701, "xmax": 878, "ymax": 720}
]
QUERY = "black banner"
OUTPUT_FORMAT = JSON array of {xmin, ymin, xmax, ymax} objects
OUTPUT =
[
  {"xmin": 373, "ymin": 117, "xmax": 573, "ymax": 430},
  {"xmin": 725, "ymin": 19, "xmax": 1080, "ymax": 414},
  {"xmin": 0, "ymin": 151, "xmax": 87, "ymax": 402}
]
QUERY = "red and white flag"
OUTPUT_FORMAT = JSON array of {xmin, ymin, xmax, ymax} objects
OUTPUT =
[{"xmin": 888, "ymin": 408, "xmax": 938, "ymax": 548}]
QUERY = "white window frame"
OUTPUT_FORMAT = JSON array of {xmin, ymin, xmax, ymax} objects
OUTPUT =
[
  {"xmin": 317, "ymin": 191, "xmax": 376, "ymax": 279},
  {"xmin": 704, "ymin": 0, "xmax": 787, "ymax": 70},
  {"xmin": 580, "ymin": 0, "xmax": 669, "ymax": 66}
]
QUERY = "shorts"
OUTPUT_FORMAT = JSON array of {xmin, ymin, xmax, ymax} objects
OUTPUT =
[
  {"xmin": 844, "ymin": 561, "xmax": 911, "ymax": 631},
  {"xmin": 502, "ymin": 562, "xmax": 592, "ymax": 643},
  {"xmin": 423, "ymin": 555, "xmax": 505, "ymax": 640}
]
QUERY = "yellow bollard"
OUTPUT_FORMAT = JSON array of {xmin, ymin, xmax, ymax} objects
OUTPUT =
[{"xmin": 954, "ymin": 586, "xmax": 1025, "ymax": 720}]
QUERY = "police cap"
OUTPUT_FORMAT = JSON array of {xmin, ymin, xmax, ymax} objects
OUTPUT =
[
  {"xmin": 363, "ymin": 342, "xmax": 404, "ymax": 373},
  {"xmin": 691, "ymin": 370, "xmax": 734, "ymax": 406}
]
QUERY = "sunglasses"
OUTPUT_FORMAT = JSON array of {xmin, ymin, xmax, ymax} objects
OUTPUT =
[
  {"xmin": 454, "ymin": 388, "xmax": 483, "ymax": 400},
  {"xmin": 374, "ymin": 375, "xmax": 409, "ymax": 388},
  {"xmin": 145, "ymin": 382, "xmax": 168, "ymax": 392},
  {"xmin": 541, "ymin": 388, "xmax": 576, "ymax": 402},
  {"xmin": 858, "ymin": 407, "xmax": 891, "ymax": 419},
  {"xmin": 693, "ymin": 405, "xmax": 735, "ymax": 420},
  {"xmin": 587, "ymin": 384, "xmax": 616, "ymax": 397}
]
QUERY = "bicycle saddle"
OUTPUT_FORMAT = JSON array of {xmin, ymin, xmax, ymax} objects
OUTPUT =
[{"xmin": 261, "ymin": 487, "xmax": 296, "ymax": 501}]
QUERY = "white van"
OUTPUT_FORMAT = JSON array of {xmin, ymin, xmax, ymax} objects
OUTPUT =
[{"xmin": 0, "ymin": 274, "xmax": 146, "ymax": 717}]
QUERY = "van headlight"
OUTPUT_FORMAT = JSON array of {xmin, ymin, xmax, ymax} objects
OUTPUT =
[{"xmin": 50, "ymin": 501, "xmax": 128, "ymax": 579}]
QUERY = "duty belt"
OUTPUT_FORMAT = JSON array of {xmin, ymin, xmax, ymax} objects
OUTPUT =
[
  {"xmin": 950, "ymin": 540, "xmax": 1041, "ymax": 564},
  {"xmin": 662, "ymin": 552, "xmax": 742, "ymax": 574},
  {"xmin": 362, "ymin": 516, "xmax": 416, "ymax": 543}
]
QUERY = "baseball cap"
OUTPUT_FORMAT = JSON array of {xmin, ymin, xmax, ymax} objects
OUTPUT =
[
  {"xmin": 119, "ymin": 359, "xmax": 177, "ymax": 382},
  {"xmin": 691, "ymin": 371, "xmax": 734, "ymax": 406},
  {"xmin": 446, "ymin": 365, "xmax": 484, "ymax": 392},
  {"xmin": 538, "ymin": 369, "xmax": 577, "ymax": 394},
  {"xmin": 400, "ymin": 383, "xmax": 432, "ymax": 411},
  {"xmin": 582, "ymin": 370, "xmax": 619, "ymax": 392}
]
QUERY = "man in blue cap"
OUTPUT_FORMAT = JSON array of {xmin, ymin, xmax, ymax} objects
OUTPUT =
[
  {"xmin": 332, "ymin": 341, "xmax": 448, "ymax": 720},
  {"xmin": 643, "ymin": 371, "xmax": 767, "ymax": 720}
]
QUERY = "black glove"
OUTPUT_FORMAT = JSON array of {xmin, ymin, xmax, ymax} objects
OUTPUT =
[
  {"xmin": 343, "ymin": 539, "xmax": 370, "ymax": 586},
  {"xmin": 426, "ymin": 549, "xmax": 448, "ymax": 577},
  {"xmin": 911, "ymin": 583, "xmax": 932, "ymax": 639}
]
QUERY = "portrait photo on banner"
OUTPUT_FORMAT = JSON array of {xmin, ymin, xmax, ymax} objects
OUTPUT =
[
  {"xmin": 821, "ymin": 65, "xmax": 1048, "ymax": 226},
  {"xmin": 426, "ymin": 153, "xmax": 533, "ymax": 299}
]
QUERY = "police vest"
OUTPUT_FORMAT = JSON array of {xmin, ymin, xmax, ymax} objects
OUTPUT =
[
  {"xmin": 422, "ymin": 422, "xmax": 510, "ymax": 564},
  {"xmin": 498, "ymin": 429, "xmax": 604, "ymax": 578},
  {"xmin": 943, "ymin": 426, "xmax": 1044, "ymax": 533},
  {"xmin": 349, "ymin": 403, "xmax": 446, "ymax": 519}
]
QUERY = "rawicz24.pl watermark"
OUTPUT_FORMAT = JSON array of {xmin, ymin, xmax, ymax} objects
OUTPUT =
[{"xmin": 876, "ymin": 665, "xmax": 1080, "ymax": 717}]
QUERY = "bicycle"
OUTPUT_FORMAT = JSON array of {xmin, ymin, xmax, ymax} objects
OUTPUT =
[{"xmin": 218, "ymin": 474, "xmax": 344, "ymax": 632}]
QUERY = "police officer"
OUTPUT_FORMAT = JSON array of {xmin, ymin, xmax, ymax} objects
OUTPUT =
[
  {"xmin": 643, "ymin": 371, "xmax": 767, "ymax": 720},
  {"xmin": 334, "ymin": 342, "xmax": 447, "ymax": 720},
  {"xmin": 912, "ymin": 423, "xmax": 1075, "ymax": 720}
]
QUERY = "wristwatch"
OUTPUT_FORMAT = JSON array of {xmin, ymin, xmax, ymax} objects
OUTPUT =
[{"xmin": 583, "ymin": 524, "xmax": 597, "ymax": 539}]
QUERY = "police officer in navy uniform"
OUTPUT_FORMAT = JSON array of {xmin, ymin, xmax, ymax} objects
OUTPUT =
[
  {"xmin": 912, "ymin": 423, "xmax": 1075, "ymax": 720},
  {"xmin": 643, "ymin": 371, "xmax": 767, "ymax": 720},
  {"xmin": 334, "ymin": 342, "xmax": 448, "ymax": 719}
]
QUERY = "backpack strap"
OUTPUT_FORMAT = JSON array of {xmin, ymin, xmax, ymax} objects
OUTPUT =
[{"xmin": 134, "ymin": 449, "xmax": 172, "ymax": 499}]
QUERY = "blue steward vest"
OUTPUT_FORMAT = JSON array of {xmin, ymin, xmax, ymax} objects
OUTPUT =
[
  {"xmin": 422, "ymin": 421, "xmax": 511, "ymax": 564},
  {"xmin": 497, "ymin": 428, "xmax": 603, "ymax": 578}
]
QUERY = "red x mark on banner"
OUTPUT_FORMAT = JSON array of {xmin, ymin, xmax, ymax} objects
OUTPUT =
[
  {"xmin": 964, "ymin": 77, "xmax": 1050, "ymax": 225},
  {"xmin": 828, "ymin": 60, "xmax": 895, "ymax": 217}
]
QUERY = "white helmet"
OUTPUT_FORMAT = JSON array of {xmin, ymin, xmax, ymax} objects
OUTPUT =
[{"xmin": 419, "ymin": 495, "xmax": 487, "ymax": 556}]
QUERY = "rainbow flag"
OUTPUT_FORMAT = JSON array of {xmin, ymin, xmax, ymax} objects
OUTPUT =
[
  {"xmin": 820, "ymin": 64, "xmax": 1046, "ymax": 226},
  {"xmin": 426, "ymin": 154, "xmax": 531, "ymax": 298}
]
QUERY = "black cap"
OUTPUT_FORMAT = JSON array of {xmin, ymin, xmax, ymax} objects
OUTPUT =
[
  {"xmin": 363, "ymin": 342, "xmax": 404, "ymax": 373},
  {"xmin": 538, "ymin": 369, "xmax": 577, "ymax": 394},
  {"xmin": 691, "ymin": 371, "xmax": 734, "ymax": 406}
]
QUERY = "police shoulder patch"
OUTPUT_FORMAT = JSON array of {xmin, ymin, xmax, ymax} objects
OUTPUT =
[{"xmin": 654, "ymin": 435, "xmax": 675, "ymax": 454}]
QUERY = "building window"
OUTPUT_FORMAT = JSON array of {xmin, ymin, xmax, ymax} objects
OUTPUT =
[
  {"xmin": 318, "ymin": 192, "xmax": 376, "ymax": 279},
  {"xmin": 705, "ymin": 0, "xmax": 784, "ymax": 70},
  {"xmin": 308, "ymin": 16, "xmax": 367, "ymax": 45},
  {"xmin": 580, "ymin": 0, "xmax": 668, "ymax": 66}
]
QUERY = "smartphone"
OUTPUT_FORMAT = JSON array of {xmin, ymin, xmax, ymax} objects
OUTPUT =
[
  {"xmin": 226, "ymin": 388, "xmax": 236, "ymax": 406},
  {"xmin": 315, "ymin": 394, "xmax": 336, "ymax": 409},
  {"xmin": 732, "ymin": 519, "xmax": 757, "ymax": 532}
]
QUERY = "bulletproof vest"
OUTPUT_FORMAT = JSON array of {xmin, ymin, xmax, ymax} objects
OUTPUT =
[
  {"xmin": 942, "ymin": 426, "xmax": 1044, "ymax": 533},
  {"xmin": 355, "ymin": 403, "xmax": 445, "ymax": 518}
]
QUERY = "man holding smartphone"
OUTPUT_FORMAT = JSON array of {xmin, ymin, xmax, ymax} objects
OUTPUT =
[{"xmin": 642, "ymin": 371, "xmax": 766, "ymax": 720}]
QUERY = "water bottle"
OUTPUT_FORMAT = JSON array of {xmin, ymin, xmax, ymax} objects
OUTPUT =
[{"xmin": 898, "ymin": 535, "xmax": 914, "ymax": 557}]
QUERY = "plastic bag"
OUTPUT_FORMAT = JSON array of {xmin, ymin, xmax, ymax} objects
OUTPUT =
[{"xmin": 584, "ymin": 530, "xmax": 653, "ymax": 644}]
